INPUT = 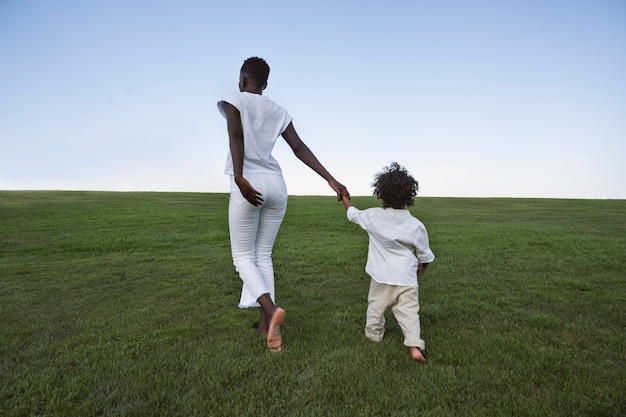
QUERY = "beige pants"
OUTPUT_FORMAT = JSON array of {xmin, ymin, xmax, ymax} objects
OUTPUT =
[{"xmin": 365, "ymin": 278, "xmax": 425, "ymax": 350}]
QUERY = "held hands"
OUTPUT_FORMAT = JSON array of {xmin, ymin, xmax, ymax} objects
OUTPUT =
[
  {"xmin": 417, "ymin": 263, "xmax": 429, "ymax": 277},
  {"xmin": 329, "ymin": 179, "xmax": 350, "ymax": 202},
  {"xmin": 235, "ymin": 176, "xmax": 264, "ymax": 206},
  {"xmin": 328, "ymin": 179, "xmax": 351, "ymax": 210}
]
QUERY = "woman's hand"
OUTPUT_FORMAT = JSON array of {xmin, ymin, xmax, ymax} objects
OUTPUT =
[
  {"xmin": 329, "ymin": 179, "xmax": 350, "ymax": 201},
  {"xmin": 235, "ymin": 176, "xmax": 264, "ymax": 206}
]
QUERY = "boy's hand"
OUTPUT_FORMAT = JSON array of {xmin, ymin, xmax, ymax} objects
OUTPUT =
[{"xmin": 417, "ymin": 263, "xmax": 429, "ymax": 276}]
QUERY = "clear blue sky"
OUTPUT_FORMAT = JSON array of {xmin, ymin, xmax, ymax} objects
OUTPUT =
[{"xmin": 1, "ymin": 0, "xmax": 625, "ymax": 198}]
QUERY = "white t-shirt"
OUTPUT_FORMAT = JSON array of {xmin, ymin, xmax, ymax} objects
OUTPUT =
[
  {"xmin": 347, "ymin": 206, "xmax": 435, "ymax": 286},
  {"xmin": 218, "ymin": 92, "xmax": 292, "ymax": 176}
]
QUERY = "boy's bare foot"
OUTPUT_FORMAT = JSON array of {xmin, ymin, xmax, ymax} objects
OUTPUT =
[
  {"xmin": 267, "ymin": 308, "xmax": 286, "ymax": 352},
  {"xmin": 410, "ymin": 347, "xmax": 426, "ymax": 363}
]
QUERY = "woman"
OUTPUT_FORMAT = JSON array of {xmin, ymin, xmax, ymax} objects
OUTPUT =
[{"xmin": 218, "ymin": 57, "xmax": 349, "ymax": 352}]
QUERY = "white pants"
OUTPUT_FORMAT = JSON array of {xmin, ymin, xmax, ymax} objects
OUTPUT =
[
  {"xmin": 229, "ymin": 174, "xmax": 287, "ymax": 308},
  {"xmin": 365, "ymin": 279, "xmax": 425, "ymax": 350}
]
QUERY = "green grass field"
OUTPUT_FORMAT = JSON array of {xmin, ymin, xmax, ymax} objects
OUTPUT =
[{"xmin": 1, "ymin": 191, "xmax": 624, "ymax": 416}]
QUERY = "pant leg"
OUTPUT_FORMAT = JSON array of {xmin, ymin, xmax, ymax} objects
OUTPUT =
[
  {"xmin": 229, "ymin": 177, "xmax": 264, "ymax": 307},
  {"xmin": 228, "ymin": 175, "xmax": 286, "ymax": 308},
  {"xmin": 365, "ymin": 279, "xmax": 395, "ymax": 342},
  {"xmin": 253, "ymin": 174, "xmax": 287, "ymax": 305},
  {"xmin": 391, "ymin": 285, "xmax": 425, "ymax": 350}
]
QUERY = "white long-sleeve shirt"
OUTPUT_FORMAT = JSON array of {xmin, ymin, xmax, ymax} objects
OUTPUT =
[
  {"xmin": 218, "ymin": 92, "xmax": 292, "ymax": 176},
  {"xmin": 347, "ymin": 206, "xmax": 435, "ymax": 286}
]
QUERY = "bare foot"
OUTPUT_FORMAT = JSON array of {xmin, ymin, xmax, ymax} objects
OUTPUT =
[
  {"xmin": 410, "ymin": 347, "xmax": 426, "ymax": 363},
  {"xmin": 267, "ymin": 308, "xmax": 286, "ymax": 352},
  {"xmin": 253, "ymin": 321, "xmax": 268, "ymax": 335}
]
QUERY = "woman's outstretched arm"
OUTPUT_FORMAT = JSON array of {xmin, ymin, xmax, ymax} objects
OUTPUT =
[{"xmin": 281, "ymin": 122, "xmax": 349, "ymax": 200}]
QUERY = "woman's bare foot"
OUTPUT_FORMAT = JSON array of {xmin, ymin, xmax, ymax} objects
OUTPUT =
[
  {"xmin": 257, "ymin": 314, "xmax": 268, "ymax": 335},
  {"xmin": 252, "ymin": 321, "xmax": 268, "ymax": 335},
  {"xmin": 410, "ymin": 347, "xmax": 426, "ymax": 363},
  {"xmin": 267, "ymin": 308, "xmax": 286, "ymax": 352}
]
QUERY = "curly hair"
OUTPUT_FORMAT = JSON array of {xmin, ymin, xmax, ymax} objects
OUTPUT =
[
  {"xmin": 372, "ymin": 162, "xmax": 419, "ymax": 209},
  {"xmin": 241, "ymin": 57, "xmax": 270, "ymax": 86}
]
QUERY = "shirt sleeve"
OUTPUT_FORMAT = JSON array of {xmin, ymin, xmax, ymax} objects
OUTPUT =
[
  {"xmin": 414, "ymin": 224, "xmax": 435, "ymax": 264},
  {"xmin": 217, "ymin": 92, "xmax": 240, "ymax": 118},
  {"xmin": 346, "ymin": 206, "xmax": 369, "ymax": 230}
]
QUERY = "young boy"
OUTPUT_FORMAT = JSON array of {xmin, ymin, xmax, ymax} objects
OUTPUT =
[{"xmin": 341, "ymin": 162, "xmax": 435, "ymax": 362}]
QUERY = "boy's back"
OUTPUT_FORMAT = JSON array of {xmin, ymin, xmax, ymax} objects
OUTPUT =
[{"xmin": 346, "ymin": 205, "xmax": 434, "ymax": 287}]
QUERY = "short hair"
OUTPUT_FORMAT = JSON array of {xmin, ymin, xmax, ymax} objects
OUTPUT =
[
  {"xmin": 372, "ymin": 162, "xmax": 419, "ymax": 208},
  {"xmin": 241, "ymin": 57, "xmax": 270, "ymax": 86}
]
